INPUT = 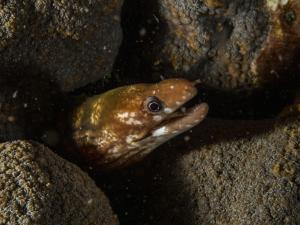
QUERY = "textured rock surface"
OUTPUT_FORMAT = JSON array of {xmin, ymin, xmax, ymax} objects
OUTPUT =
[
  {"xmin": 102, "ymin": 115, "xmax": 300, "ymax": 225},
  {"xmin": 117, "ymin": 0, "xmax": 300, "ymax": 90},
  {"xmin": 0, "ymin": 0, "xmax": 123, "ymax": 91},
  {"xmin": 0, "ymin": 140, "xmax": 119, "ymax": 225}
]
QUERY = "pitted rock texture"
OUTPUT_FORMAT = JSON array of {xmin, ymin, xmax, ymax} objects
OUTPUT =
[
  {"xmin": 0, "ymin": 140, "xmax": 119, "ymax": 225},
  {"xmin": 0, "ymin": 0, "xmax": 123, "ymax": 91},
  {"xmin": 102, "ymin": 116, "xmax": 300, "ymax": 225},
  {"xmin": 147, "ymin": 118, "xmax": 300, "ymax": 225},
  {"xmin": 117, "ymin": 0, "xmax": 300, "ymax": 90}
]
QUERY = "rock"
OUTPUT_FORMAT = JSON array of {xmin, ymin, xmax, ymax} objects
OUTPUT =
[
  {"xmin": 102, "ymin": 115, "xmax": 300, "ymax": 225},
  {"xmin": 0, "ymin": 0, "xmax": 123, "ymax": 92},
  {"xmin": 148, "ymin": 118, "xmax": 300, "ymax": 225},
  {"xmin": 115, "ymin": 0, "xmax": 299, "ymax": 118},
  {"xmin": 0, "ymin": 140, "xmax": 119, "ymax": 225},
  {"xmin": 117, "ymin": 0, "xmax": 300, "ymax": 90}
]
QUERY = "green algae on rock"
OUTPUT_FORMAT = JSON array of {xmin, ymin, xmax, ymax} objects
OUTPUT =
[{"xmin": 0, "ymin": 140, "xmax": 119, "ymax": 225}]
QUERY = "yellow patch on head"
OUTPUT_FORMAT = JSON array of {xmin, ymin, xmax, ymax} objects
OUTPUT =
[
  {"xmin": 73, "ymin": 107, "xmax": 84, "ymax": 128},
  {"xmin": 90, "ymin": 100, "xmax": 103, "ymax": 125}
]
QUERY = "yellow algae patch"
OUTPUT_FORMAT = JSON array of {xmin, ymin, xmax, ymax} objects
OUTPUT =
[
  {"xmin": 266, "ymin": 0, "xmax": 289, "ymax": 11},
  {"xmin": 203, "ymin": 0, "xmax": 224, "ymax": 8},
  {"xmin": 272, "ymin": 162, "xmax": 296, "ymax": 177}
]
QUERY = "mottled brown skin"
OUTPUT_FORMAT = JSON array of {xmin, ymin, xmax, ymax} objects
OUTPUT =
[{"xmin": 69, "ymin": 79, "xmax": 208, "ymax": 170}]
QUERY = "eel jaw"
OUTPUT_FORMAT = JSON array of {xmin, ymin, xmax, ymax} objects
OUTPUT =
[
  {"xmin": 151, "ymin": 102, "xmax": 209, "ymax": 140},
  {"xmin": 126, "ymin": 102, "xmax": 209, "ymax": 160}
]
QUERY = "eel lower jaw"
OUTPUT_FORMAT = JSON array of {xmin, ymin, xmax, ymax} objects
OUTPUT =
[{"xmin": 151, "ymin": 102, "xmax": 209, "ymax": 138}]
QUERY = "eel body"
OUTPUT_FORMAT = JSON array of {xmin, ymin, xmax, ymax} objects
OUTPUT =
[{"xmin": 69, "ymin": 78, "xmax": 208, "ymax": 170}]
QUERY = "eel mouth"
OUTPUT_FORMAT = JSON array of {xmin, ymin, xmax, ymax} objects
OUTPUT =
[{"xmin": 151, "ymin": 102, "xmax": 209, "ymax": 138}]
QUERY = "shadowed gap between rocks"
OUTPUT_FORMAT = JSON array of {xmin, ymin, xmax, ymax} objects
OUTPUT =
[{"xmin": 0, "ymin": 64, "xmax": 66, "ymax": 144}]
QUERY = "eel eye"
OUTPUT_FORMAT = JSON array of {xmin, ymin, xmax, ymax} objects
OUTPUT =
[{"xmin": 146, "ymin": 96, "xmax": 163, "ymax": 113}]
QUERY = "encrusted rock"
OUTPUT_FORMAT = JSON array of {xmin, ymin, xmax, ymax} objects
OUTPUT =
[
  {"xmin": 146, "ymin": 117, "xmax": 300, "ymax": 225},
  {"xmin": 0, "ymin": 140, "xmax": 119, "ymax": 225},
  {"xmin": 118, "ymin": 0, "xmax": 300, "ymax": 90},
  {"xmin": 0, "ymin": 0, "xmax": 123, "ymax": 91}
]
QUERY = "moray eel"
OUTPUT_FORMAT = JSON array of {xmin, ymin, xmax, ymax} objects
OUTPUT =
[{"xmin": 69, "ymin": 78, "xmax": 208, "ymax": 170}]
